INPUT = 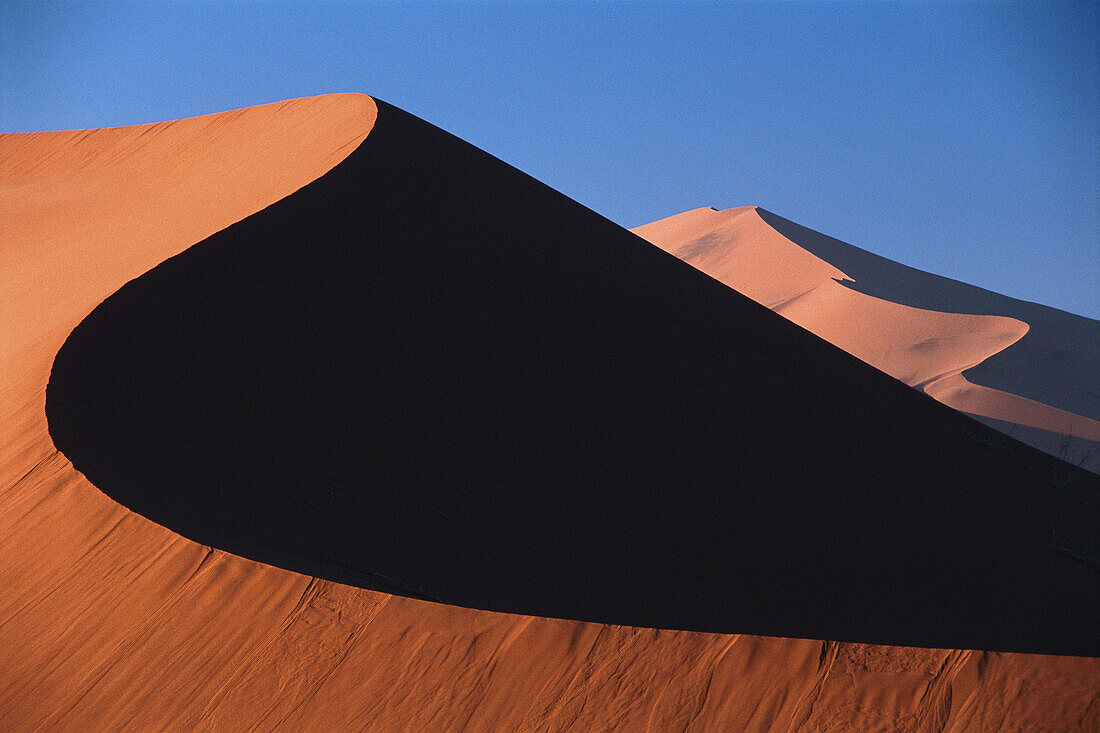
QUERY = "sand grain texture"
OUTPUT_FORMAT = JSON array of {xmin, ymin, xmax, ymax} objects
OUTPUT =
[{"xmin": 2, "ymin": 94, "xmax": 1098, "ymax": 731}]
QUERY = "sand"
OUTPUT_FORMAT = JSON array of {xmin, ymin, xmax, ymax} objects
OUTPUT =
[
  {"xmin": 634, "ymin": 206, "xmax": 1100, "ymax": 471},
  {"xmin": 2, "ymin": 94, "xmax": 1097, "ymax": 731}
]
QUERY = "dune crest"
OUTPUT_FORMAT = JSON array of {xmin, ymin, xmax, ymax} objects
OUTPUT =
[
  {"xmin": 634, "ymin": 206, "xmax": 1100, "ymax": 468},
  {"xmin": 1, "ymin": 95, "xmax": 1097, "ymax": 730}
]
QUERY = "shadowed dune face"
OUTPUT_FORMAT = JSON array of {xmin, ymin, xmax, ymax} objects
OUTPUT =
[
  {"xmin": 634, "ymin": 207, "xmax": 1100, "ymax": 471},
  {"xmin": 47, "ymin": 100, "xmax": 1099, "ymax": 654}
]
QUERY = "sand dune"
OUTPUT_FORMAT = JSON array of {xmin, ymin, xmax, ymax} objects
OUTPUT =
[
  {"xmin": 634, "ymin": 206, "xmax": 1100, "ymax": 471},
  {"xmin": 2, "ymin": 94, "xmax": 1098, "ymax": 730}
]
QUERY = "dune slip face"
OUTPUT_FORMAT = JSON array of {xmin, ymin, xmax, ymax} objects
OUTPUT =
[
  {"xmin": 46, "ymin": 98, "xmax": 1099, "ymax": 656},
  {"xmin": 3, "ymin": 93, "xmax": 1098, "ymax": 731}
]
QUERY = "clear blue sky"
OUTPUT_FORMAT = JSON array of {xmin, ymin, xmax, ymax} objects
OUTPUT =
[{"xmin": 3, "ymin": 1, "xmax": 1097, "ymax": 318}]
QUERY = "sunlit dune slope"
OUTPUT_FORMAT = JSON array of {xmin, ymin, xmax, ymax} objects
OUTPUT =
[
  {"xmin": 634, "ymin": 206, "xmax": 1100, "ymax": 471},
  {"xmin": 2, "ymin": 95, "xmax": 1098, "ymax": 730}
]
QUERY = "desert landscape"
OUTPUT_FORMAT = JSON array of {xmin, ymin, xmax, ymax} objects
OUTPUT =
[{"xmin": 1, "ymin": 93, "xmax": 1097, "ymax": 730}]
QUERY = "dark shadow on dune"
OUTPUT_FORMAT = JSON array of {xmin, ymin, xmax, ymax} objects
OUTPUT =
[
  {"xmin": 48, "ymin": 101, "xmax": 1098, "ymax": 655},
  {"xmin": 756, "ymin": 208, "xmax": 1100, "ymax": 423},
  {"xmin": 971, "ymin": 415, "xmax": 1100, "ymax": 476}
]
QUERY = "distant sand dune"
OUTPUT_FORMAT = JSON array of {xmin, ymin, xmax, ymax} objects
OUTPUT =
[
  {"xmin": 634, "ymin": 206, "xmax": 1100, "ymax": 471},
  {"xmin": 1, "ymin": 95, "xmax": 1097, "ymax": 730}
]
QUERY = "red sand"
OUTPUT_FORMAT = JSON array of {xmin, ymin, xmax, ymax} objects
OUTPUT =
[{"xmin": 2, "ymin": 94, "xmax": 1097, "ymax": 730}]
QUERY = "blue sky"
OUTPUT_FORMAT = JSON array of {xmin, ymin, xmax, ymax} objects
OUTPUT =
[{"xmin": 3, "ymin": 1, "xmax": 1097, "ymax": 317}]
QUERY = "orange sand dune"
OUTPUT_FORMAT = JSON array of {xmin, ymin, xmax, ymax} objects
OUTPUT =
[
  {"xmin": 2, "ymin": 95, "xmax": 1098, "ymax": 730},
  {"xmin": 634, "ymin": 206, "xmax": 1100, "ymax": 470}
]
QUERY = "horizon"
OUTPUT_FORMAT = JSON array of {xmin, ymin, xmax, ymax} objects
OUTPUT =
[{"xmin": 3, "ymin": 0, "xmax": 1096, "ymax": 318}]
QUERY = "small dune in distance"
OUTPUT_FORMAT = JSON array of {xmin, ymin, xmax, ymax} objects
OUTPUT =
[
  {"xmin": 1, "ymin": 93, "xmax": 1097, "ymax": 730},
  {"xmin": 634, "ymin": 205, "xmax": 1100, "ymax": 472}
]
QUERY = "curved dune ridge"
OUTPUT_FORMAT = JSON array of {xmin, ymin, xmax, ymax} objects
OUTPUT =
[
  {"xmin": 44, "ymin": 95, "xmax": 1100, "ymax": 651},
  {"xmin": 633, "ymin": 206, "xmax": 1100, "ymax": 472},
  {"xmin": 1, "ymin": 94, "xmax": 1097, "ymax": 730}
]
